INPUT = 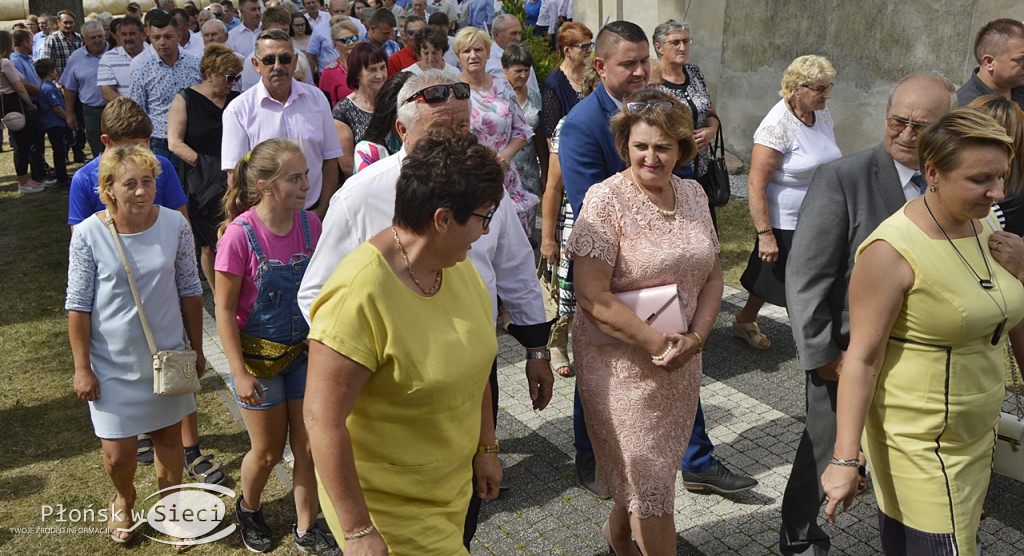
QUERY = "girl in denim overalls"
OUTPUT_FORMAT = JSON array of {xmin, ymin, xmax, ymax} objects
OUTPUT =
[{"xmin": 214, "ymin": 139, "xmax": 338, "ymax": 555}]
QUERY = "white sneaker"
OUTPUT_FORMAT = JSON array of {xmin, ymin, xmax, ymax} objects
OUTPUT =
[{"xmin": 18, "ymin": 183, "xmax": 45, "ymax": 194}]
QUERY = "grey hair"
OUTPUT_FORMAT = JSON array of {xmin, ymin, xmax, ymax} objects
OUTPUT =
[
  {"xmin": 97, "ymin": 12, "xmax": 114, "ymax": 24},
  {"xmin": 208, "ymin": 2, "xmax": 223, "ymax": 9},
  {"xmin": 396, "ymin": 69, "xmax": 460, "ymax": 133},
  {"xmin": 254, "ymin": 28, "xmax": 294, "ymax": 57},
  {"xmin": 651, "ymin": 19, "xmax": 688, "ymax": 58},
  {"xmin": 887, "ymin": 71, "xmax": 957, "ymax": 111},
  {"xmin": 202, "ymin": 19, "xmax": 228, "ymax": 34},
  {"xmin": 81, "ymin": 21, "xmax": 104, "ymax": 35},
  {"xmin": 491, "ymin": 13, "xmax": 517, "ymax": 35}
]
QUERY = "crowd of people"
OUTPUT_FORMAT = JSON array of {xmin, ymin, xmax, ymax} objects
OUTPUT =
[{"xmin": 12, "ymin": 0, "xmax": 1018, "ymax": 553}]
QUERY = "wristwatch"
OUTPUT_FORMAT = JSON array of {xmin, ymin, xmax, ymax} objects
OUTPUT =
[{"xmin": 526, "ymin": 349, "xmax": 551, "ymax": 360}]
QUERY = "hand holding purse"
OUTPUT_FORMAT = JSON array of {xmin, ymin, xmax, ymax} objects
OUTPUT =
[{"xmin": 585, "ymin": 284, "xmax": 689, "ymax": 346}]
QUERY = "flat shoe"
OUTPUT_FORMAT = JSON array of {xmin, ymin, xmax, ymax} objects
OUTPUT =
[{"xmin": 732, "ymin": 319, "xmax": 771, "ymax": 350}]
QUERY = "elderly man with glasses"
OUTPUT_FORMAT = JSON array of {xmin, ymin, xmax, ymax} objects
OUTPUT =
[{"xmin": 297, "ymin": 69, "xmax": 554, "ymax": 551}]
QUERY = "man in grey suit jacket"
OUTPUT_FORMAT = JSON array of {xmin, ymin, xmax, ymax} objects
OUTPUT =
[{"xmin": 778, "ymin": 72, "xmax": 957, "ymax": 556}]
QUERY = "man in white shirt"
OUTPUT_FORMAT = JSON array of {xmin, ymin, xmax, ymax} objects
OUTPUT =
[
  {"xmin": 98, "ymin": 16, "xmax": 151, "ymax": 102},
  {"xmin": 32, "ymin": 13, "xmax": 51, "ymax": 60},
  {"xmin": 486, "ymin": 14, "xmax": 537, "ymax": 90},
  {"xmin": 225, "ymin": 0, "xmax": 262, "ymax": 58},
  {"xmin": 303, "ymin": 0, "xmax": 332, "ymax": 31},
  {"xmin": 171, "ymin": 8, "xmax": 207, "ymax": 58}
]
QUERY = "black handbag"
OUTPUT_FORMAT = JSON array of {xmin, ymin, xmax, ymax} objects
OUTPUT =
[{"xmin": 696, "ymin": 124, "xmax": 730, "ymax": 207}]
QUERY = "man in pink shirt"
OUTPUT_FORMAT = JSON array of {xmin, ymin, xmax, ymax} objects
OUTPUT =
[{"xmin": 221, "ymin": 28, "xmax": 342, "ymax": 222}]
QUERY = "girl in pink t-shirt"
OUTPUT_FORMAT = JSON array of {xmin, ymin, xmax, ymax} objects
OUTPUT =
[{"xmin": 214, "ymin": 138, "xmax": 337, "ymax": 553}]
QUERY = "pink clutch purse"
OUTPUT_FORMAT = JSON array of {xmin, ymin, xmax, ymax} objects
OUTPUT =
[{"xmin": 585, "ymin": 284, "xmax": 689, "ymax": 345}]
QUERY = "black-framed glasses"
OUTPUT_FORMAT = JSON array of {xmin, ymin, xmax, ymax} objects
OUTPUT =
[
  {"xmin": 334, "ymin": 35, "xmax": 359, "ymax": 45},
  {"xmin": 886, "ymin": 115, "xmax": 930, "ymax": 135},
  {"xmin": 625, "ymin": 100, "xmax": 675, "ymax": 114},
  {"xmin": 803, "ymin": 82, "xmax": 834, "ymax": 94},
  {"xmin": 570, "ymin": 42, "xmax": 593, "ymax": 52},
  {"xmin": 403, "ymin": 82, "xmax": 471, "ymax": 105},
  {"xmin": 257, "ymin": 52, "xmax": 294, "ymax": 66},
  {"xmin": 663, "ymin": 38, "xmax": 691, "ymax": 48},
  {"xmin": 471, "ymin": 206, "xmax": 497, "ymax": 230},
  {"xmin": 224, "ymin": 73, "xmax": 242, "ymax": 83}
]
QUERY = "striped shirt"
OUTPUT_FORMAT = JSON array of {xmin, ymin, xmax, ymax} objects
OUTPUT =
[{"xmin": 97, "ymin": 45, "xmax": 153, "ymax": 96}]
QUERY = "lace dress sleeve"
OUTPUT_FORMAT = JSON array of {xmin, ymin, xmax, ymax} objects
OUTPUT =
[
  {"xmin": 174, "ymin": 214, "xmax": 203, "ymax": 298},
  {"xmin": 65, "ymin": 227, "xmax": 97, "ymax": 312},
  {"xmin": 753, "ymin": 102, "xmax": 795, "ymax": 153},
  {"xmin": 566, "ymin": 180, "xmax": 621, "ymax": 267}
]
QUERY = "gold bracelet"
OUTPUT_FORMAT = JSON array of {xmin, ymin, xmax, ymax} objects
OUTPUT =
[
  {"xmin": 343, "ymin": 523, "xmax": 375, "ymax": 541},
  {"xmin": 477, "ymin": 441, "xmax": 499, "ymax": 454},
  {"xmin": 691, "ymin": 331, "xmax": 704, "ymax": 354}
]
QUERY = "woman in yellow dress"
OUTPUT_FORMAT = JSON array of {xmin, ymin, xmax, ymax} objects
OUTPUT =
[
  {"xmin": 823, "ymin": 108, "xmax": 1024, "ymax": 555},
  {"xmin": 303, "ymin": 129, "xmax": 505, "ymax": 555}
]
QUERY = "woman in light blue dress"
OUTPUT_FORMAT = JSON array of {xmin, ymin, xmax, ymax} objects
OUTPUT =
[{"xmin": 67, "ymin": 145, "xmax": 205, "ymax": 547}]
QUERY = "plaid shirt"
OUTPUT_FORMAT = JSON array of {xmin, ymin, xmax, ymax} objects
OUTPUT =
[{"xmin": 43, "ymin": 31, "xmax": 82, "ymax": 75}]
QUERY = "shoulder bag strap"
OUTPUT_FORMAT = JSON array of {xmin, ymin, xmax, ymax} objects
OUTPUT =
[
  {"xmin": 1010, "ymin": 340, "xmax": 1023, "ymax": 420},
  {"xmin": 104, "ymin": 211, "xmax": 159, "ymax": 356}
]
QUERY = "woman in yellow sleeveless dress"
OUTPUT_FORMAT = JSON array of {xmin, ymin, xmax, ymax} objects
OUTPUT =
[{"xmin": 823, "ymin": 109, "xmax": 1024, "ymax": 556}]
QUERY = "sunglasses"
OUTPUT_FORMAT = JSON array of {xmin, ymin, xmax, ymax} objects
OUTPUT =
[
  {"xmin": 223, "ymin": 73, "xmax": 241, "ymax": 83},
  {"xmin": 333, "ymin": 35, "xmax": 359, "ymax": 45},
  {"xmin": 570, "ymin": 42, "xmax": 593, "ymax": 52},
  {"xmin": 886, "ymin": 115, "xmax": 930, "ymax": 135},
  {"xmin": 257, "ymin": 52, "xmax": 294, "ymax": 66},
  {"xmin": 625, "ymin": 100, "xmax": 675, "ymax": 114},
  {"xmin": 471, "ymin": 205, "xmax": 497, "ymax": 230},
  {"xmin": 403, "ymin": 82, "xmax": 471, "ymax": 105},
  {"xmin": 210, "ymin": 11, "xmax": 224, "ymax": 16}
]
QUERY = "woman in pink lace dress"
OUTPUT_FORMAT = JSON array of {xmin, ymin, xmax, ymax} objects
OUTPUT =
[
  {"xmin": 454, "ymin": 26, "xmax": 538, "ymax": 235},
  {"xmin": 568, "ymin": 89, "xmax": 723, "ymax": 556}
]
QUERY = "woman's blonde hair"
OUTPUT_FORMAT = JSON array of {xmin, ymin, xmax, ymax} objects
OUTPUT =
[
  {"xmin": 918, "ymin": 107, "xmax": 1014, "ymax": 180},
  {"xmin": 453, "ymin": 26, "xmax": 490, "ymax": 58},
  {"xmin": 779, "ymin": 54, "xmax": 836, "ymax": 100},
  {"xmin": 609, "ymin": 88, "xmax": 697, "ymax": 171},
  {"xmin": 220, "ymin": 138, "xmax": 305, "ymax": 237},
  {"xmin": 98, "ymin": 145, "xmax": 161, "ymax": 209},
  {"xmin": 967, "ymin": 95, "xmax": 1024, "ymax": 195},
  {"xmin": 200, "ymin": 42, "xmax": 243, "ymax": 77}
]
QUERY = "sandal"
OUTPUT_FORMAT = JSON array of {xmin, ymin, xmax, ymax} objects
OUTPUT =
[
  {"xmin": 107, "ymin": 489, "xmax": 136, "ymax": 543},
  {"xmin": 172, "ymin": 537, "xmax": 197, "ymax": 553},
  {"xmin": 137, "ymin": 434, "xmax": 154, "ymax": 465},
  {"xmin": 551, "ymin": 348, "xmax": 573, "ymax": 378},
  {"xmin": 185, "ymin": 454, "xmax": 225, "ymax": 486},
  {"xmin": 856, "ymin": 452, "xmax": 869, "ymax": 496},
  {"xmin": 732, "ymin": 318, "xmax": 771, "ymax": 350}
]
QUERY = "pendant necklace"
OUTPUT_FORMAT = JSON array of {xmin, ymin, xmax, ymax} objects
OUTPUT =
[
  {"xmin": 392, "ymin": 226, "xmax": 442, "ymax": 295},
  {"xmin": 629, "ymin": 167, "xmax": 676, "ymax": 217},
  {"xmin": 923, "ymin": 197, "xmax": 1007, "ymax": 344}
]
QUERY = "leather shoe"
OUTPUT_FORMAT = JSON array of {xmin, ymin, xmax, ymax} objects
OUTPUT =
[
  {"xmin": 682, "ymin": 461, "xmax": 757, "ymax": 494},
  {"xmin": 575, "ymin": 452, "xmax": 600, "ymax": 496}
]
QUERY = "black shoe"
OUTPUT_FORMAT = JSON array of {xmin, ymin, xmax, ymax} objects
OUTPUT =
[
  {"xmin": 294, "ymin": 523, "xmax": 341, "ymax": 556},
  {"xmin": 137, "ymin": 434, "xmax": 155, "ymax": 465},
  {"xmin": 575, "ymin": 452, "xmax": 601, "ymax": 496},
  {"xmin": 682, "ymin": 461, "xmax": 758, "ymax": 494},
  {"xmin": 236, "ymin": 496, "xmax": 273, "ymax": 553}
]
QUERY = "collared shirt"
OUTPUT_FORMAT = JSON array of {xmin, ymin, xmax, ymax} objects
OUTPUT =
[
  {"xmin": 238, "ymin": 42, "xmax": 314, "ymax": 91},
  {"xmin": 304, "ymin": 10, "xmax": 331, "ymax": 30},
  {"xmin": 10, "ymin": 51, "xmax": 40, "ymax": 101},
  {"xmin": 956, "ymin": 67, "xmax": 1024, "ymax": 108},
  {"xmin": 893, "ymin": 160, "xmax": 924, "ymax": 202},
  {"xmin": 129, "ymin": 52, "xmax": 202, "ymax": 138},
  {"xmin": 536, "ymin": 0, "xmax": 557, "ymax": 29},
  {"xmin": 362, "ymin": 35, "xmax": 401, "ymax": 58},
  {"xmin": 221, "ymin": 78, "xmax": 343, "ymax": 208},
  {"xmin": 225, "ymin": 16, "xmax": 241, "ymax": 31},
  {"xmin": 60, "ymin": 45, "xmax": 108, "ymax": 107},
  {"xmin": 296, "ymin": 147, "xmax": 546, "ymax": 327},
  {"xmin": 38, "ymin": 80, "xmax": 66, "ymax": 129},
  {"xmin": 43, "ymin": 31, "xmax": 83, "ymax": 74},
  {"xmin": 467, "ymin": 0, "xmax": 493, "ymax": 30},
  {"xmin": 305, "ymin": 26, "xmax": 338, "ymax": 72},
  {"xmin": 98, "ymin": 44, "xmax": 154, "ymax": 96},
  {"xmin": 486, "ymin": 42, "xmax": 539, "ymax": 91},
  {"xmin": 32, "ymin": 31, "xmax": 48, "ymax": 60},
  {"xmin": 181, "ymin": 31, "xmax": 206, "ymax": 58},
  {"xmin": 226, "ymin": 22, "xmax": 262, "ymax": 58},
  {"xmin": 426, "ymin": 0, "xmax": 458, "ymax": 22}
]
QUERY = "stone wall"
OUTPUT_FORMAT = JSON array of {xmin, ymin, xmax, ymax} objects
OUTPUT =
[{"xmin": 573, "ymin": 0, "xmax": 1024, "ymax": 161}]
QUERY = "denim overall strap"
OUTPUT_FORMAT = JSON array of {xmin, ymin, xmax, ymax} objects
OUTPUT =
[
  {"xmin": 235, "ymin": 219, "xmax": 268, "ymax": 263},
  {"xmin": 299, "ymin": 210, "xmax": 312, "ymax": 252}
]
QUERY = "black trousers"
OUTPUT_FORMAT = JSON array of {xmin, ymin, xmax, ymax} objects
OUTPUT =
[{"xmin": 463, "ymin": 358, "xmax": 499, "ymax": 550}]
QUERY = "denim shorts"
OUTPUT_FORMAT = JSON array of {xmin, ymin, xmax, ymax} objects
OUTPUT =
[{"xmin": 230, "ymin": 354, "xmax": 307, "ymax": 410}]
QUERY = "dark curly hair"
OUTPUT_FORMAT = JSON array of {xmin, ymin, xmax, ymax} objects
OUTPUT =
[{"xmin": 393, "ymin": 129, "xmax": 504, "ymax": 234}]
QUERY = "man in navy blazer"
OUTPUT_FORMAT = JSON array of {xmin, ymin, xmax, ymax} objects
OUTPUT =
[
  {"xmin": 559, "ymin": 20, "xmax": 754, "ymax": 498},
  {"xmin": 780, "ymin": 73, "xmax": 956, "ymax": 555}
]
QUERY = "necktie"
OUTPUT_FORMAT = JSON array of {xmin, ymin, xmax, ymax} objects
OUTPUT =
[{"xmin": 910, "ymin": 173, "xmax": 928, "ymax": 195}]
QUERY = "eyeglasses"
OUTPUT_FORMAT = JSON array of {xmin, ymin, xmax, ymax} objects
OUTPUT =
[
  {"xmin": 223, "ymin": 73, "xmax": 242, "ymax": 83},
  {"xmin": 471, "ymin": 206, "xmax": 497, "ymax": 230},
  {"xmin": 663, "ymin": 38, "xmax": 691, "ymax": 48},
  {"xmin": 334, "ymin": 35, "xmax": 359, "ymax": 45},
  {"xmin": 257, "ymin": 52, "xmax": 294, "ymax": 66},
  {"xmin": 570, "ymin": 42, "xmax": 593, "ymax": 52},
  {"xmin": 403, "ymin": 82, "xmax": 471, "ymax": 105},
  {"xmin": 886, "ymin": 115, "xmax": 931, "ymax": 135},
  {"xmin": 802, "ymin": 82, "xmax": 834, "ymax": 94},
  {"xmin": 625, "ymin": 100, "xmax": 675, "ymax": 114}
]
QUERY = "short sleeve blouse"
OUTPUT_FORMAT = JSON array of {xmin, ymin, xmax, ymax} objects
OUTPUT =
[{"xmin": 332, "ymin": 96, "xmax": 372, "ymax": 144}]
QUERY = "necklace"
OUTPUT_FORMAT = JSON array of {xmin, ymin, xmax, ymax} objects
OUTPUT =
[
  {"xmin": 923, "ymin": 197, "xmax": 1008, "ymax": 344},
  {"xmin": 786, "ymin": 100, "xmax": 814, "ymax": 127},
  {"xmin": 392, "ymin": 226, "xmax": 442, "ymax": 295},
  {"xmin": 629, "ymin": 167, "xmax": 675, "ymax": 217}
]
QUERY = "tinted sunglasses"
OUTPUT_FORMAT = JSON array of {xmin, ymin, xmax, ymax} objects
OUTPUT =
[
  {"xmin": 257, "ymin": 52, "xmax": 294, "ymax": 66},
  {"xmin": 403, "ymin": 82, "xmax": 471, "ymax": 105},
  {"xmin": 224, "ymin": 73, "xmax": 242, "ymax": 83},
  {"xmin": 334, "ymin": 35, "xmax": 359, "ymax": 45}
]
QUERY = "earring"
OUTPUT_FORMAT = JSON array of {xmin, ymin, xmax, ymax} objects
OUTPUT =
[{"xmin": 929, "ymin": 186, "xmax": 936, "ymax": 193}]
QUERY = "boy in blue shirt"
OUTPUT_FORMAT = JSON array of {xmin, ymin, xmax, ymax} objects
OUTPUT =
[{"xmin": 34, "ymin": 58, "xmax": 69, "ymax": 187}]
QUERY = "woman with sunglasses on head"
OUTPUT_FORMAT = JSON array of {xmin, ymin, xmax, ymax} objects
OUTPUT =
[
  {"xmin": 332, "ymin": 41, "xmax": 387, "ymax": 177},
  {"xmin": 454, "ymin": 26, "xmax": 537, "ymax": 235},
  {"xmin": 318, "ymin": 18, "xmax": 361, "ymax": 106},
  {"xmin": 735, "ymin": 54, "xmax": 841, "ymax": 351},
  {"xmin": 168, "ymin": 43, "xmax": 242, "ymax": 292},
  {"xmin": 569, "ymin": 88, "xmax": 722, "ymax": 555}
]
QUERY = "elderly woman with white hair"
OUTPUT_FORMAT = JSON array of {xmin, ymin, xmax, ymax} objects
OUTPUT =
[{"xmin": 734, "ymin": 54, "xmax": 841, "ymax": 350}]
